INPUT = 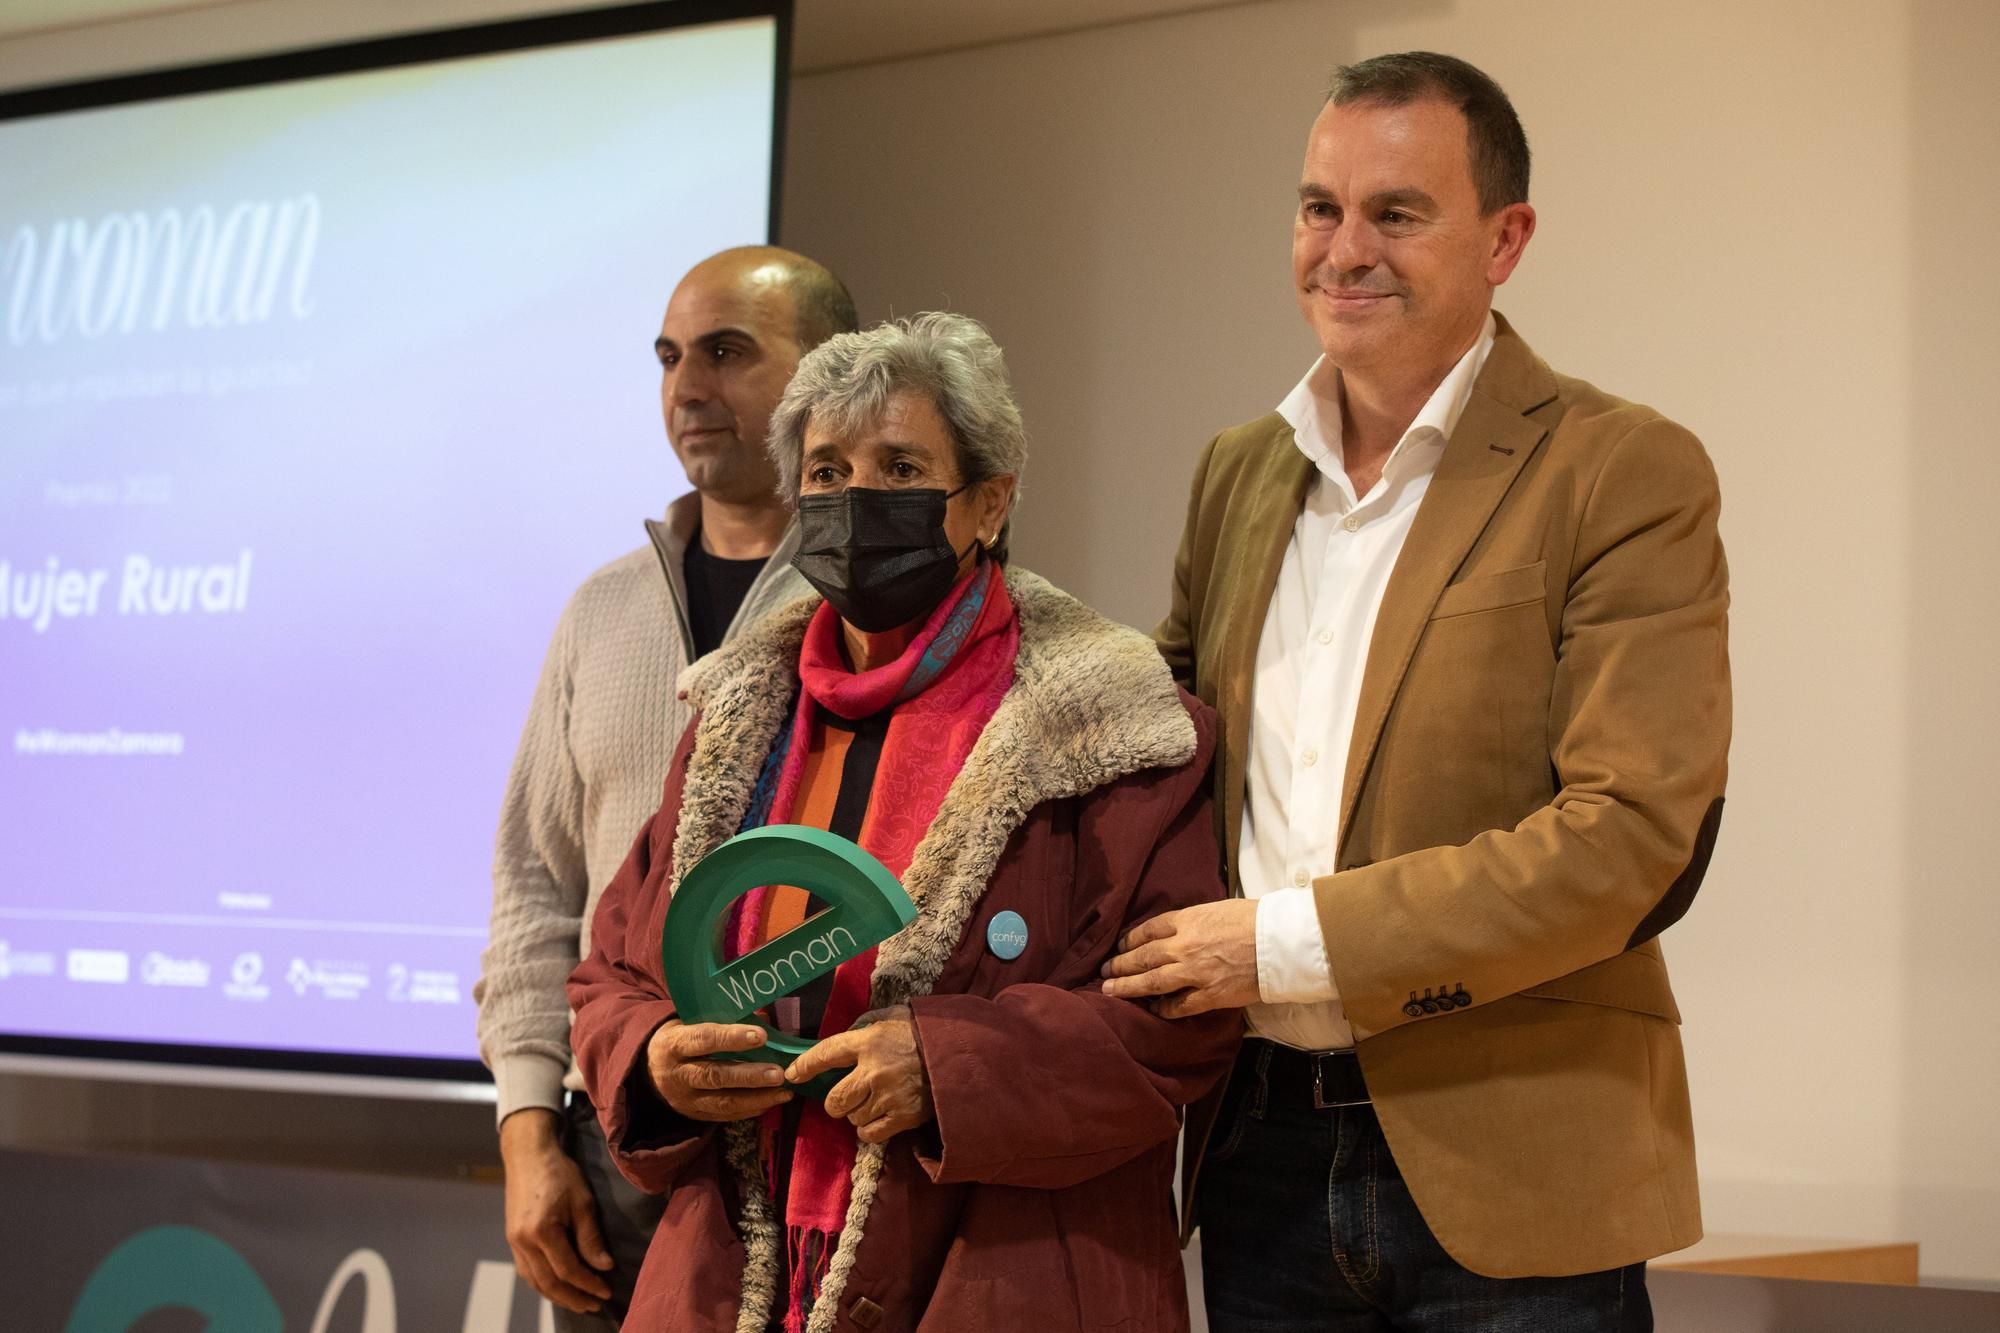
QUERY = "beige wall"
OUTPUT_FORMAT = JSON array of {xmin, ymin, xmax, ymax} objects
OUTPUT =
[
  {"xmin": 780, "ymin": 0, "xmax": 2000, "ymax": 1284},
  {"xmin": 5, "ymin": 0, "xmax": 1998, "ymax": 1288}
]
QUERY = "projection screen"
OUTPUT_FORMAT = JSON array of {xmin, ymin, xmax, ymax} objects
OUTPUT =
[{"xmin": 0, "ymin": 0, "xmax": 786, "ymax": 1087}]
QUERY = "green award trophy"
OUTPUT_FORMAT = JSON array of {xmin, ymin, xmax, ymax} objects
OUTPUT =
[{"xmin": 660, "ymin": 824, "xmax": 917, "ymax": 1098}]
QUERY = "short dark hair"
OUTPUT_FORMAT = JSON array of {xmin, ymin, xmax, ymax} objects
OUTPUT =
[
  {"xmin": 783, "ymin": 258, "xmax": 860, "ymax": 351},
  {"xmin": 1328, "ymin": 51, "xmax": 1529, "ymax": 214}
]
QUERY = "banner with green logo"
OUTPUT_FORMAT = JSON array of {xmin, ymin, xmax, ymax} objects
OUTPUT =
[{"xmin": 1, "ymin": 1147, "xmax": 540, "ymax": 1331}]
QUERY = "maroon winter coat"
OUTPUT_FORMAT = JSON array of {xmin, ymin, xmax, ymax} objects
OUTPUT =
[{"xmin": 568, "ymin": 571, "xmax": 1241, "ymax": 1332}]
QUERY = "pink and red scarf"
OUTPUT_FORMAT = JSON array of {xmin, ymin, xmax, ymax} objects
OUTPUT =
[{"xmin": 726, "ymin": 557, "xmax": 1018, "ymax": 1328}]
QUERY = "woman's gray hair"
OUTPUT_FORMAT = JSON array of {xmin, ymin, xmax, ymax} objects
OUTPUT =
[{"xmin": 766, "ymin": 312, "xmax": 1027, "ymax": 558}]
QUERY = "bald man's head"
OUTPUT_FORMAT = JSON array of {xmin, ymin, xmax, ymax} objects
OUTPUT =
[
  {"xmin": 652, "ymin": 247, "xmax": 857, "ymax": 506},
  {"xmin": 680, "ymin": 246, "xmax": 858, "ymax": 353}
]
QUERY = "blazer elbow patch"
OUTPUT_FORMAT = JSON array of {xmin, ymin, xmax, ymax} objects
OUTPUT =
[{"xmin": 1625, "ymin": 796, "xmax": 1724, "ymax": 950}]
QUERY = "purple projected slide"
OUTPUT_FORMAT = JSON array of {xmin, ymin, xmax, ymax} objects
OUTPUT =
[{"xmin": 0, "ymin": 15, "xmax": 775, "ymax": 1066}]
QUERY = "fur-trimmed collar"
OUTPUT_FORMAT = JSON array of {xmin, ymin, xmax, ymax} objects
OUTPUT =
[{"xmin": 673, "ymin": 566, "xmax": 1195, "ymax": 1333}]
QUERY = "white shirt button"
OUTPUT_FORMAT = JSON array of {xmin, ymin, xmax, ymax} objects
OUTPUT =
[
  {"xmin": 1293, "ymin": 869, "xmax": 1310, "ymax": 887},
  {"xmin": 1343, "ymin": 515, "xmax": 1360, "ymax": 532},
  {"xmin": 1318, "ymin": 628, "xmax": 1333, "ymax": 645},
  {"xmin": 1300, "ymin": 748, "xmax": 1318, "ymax": 767}
]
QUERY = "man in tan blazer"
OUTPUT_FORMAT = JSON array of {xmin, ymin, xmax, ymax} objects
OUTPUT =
[{"xmin": 1103, "ymin": 52, "xmax": 1728, "ymax": 1330}]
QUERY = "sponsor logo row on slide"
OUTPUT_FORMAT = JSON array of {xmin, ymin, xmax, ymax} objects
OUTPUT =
[{"xmin": 0, "ymin": 941, "xmax": 463, "ymax": 1005}]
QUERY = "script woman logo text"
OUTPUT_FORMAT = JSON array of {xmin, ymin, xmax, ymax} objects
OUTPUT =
[{"xmin": 2, "ymin": 195, "xmax": 320, "ymax": 347}]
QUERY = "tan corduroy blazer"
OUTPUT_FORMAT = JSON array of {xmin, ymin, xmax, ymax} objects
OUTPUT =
[{"xmin": 1160, "ymin": 313, "xmax": 1731, "ymax": 1279}]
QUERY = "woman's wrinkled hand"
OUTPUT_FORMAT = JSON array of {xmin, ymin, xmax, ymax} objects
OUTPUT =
[
  {"xmin": 784, "ymin": 1005, "xmax": 934, "ymax": 1143},
  {"xmin": 645, "ymin": 1019, "xmax": 794, "ymax": 1122}
]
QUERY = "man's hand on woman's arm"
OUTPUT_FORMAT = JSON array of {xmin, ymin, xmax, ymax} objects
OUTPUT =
[{"xmin": 1101, "ymin": 898, "xmax": 1261, "ymax": 1017}]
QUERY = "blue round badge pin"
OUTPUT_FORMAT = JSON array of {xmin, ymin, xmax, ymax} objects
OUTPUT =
[{"xmin": 986, "ymin": 910, "xmax": 1028, "ymax": 960}]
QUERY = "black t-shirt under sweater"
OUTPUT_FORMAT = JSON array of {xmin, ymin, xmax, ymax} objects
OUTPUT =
[{"xmin": 682, "ymin": 530, "xmax": 770, "ymax": 658}]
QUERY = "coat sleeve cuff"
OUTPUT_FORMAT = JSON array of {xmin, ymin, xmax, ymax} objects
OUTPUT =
[
  {"xmin": 596, "ymin": 1000, "xmax": 675, "ymax": 1146},
  {"xmin": 592, "ymin": 1002, "xmax": 709, "ymax": 1189},
  {"xmin": 491, "ymin": 1053, "xmax": 569, "ymax": 1128}
]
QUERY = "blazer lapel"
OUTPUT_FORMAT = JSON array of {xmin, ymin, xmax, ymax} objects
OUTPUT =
[
  {"xmin": 1220, "ymin": 432, "xmax": 1316, "ymax": 887},
  {"xmin": 1335, "ymin": 321, "xmax": 1559, "ymax": 857}
]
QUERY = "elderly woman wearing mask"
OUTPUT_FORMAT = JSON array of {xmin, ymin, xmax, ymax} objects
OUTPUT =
[{"xmin": 568, "ymin": 313, "xmax": 1239, "ymax": 1333}]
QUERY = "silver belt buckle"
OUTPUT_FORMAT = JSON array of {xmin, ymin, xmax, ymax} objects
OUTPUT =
[{"xmin": 1311, "ymin": 1052, "xmax": 1369, "ymax": 1109}]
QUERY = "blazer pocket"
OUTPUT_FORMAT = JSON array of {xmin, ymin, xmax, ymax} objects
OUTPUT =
[
  {"xmin": 1430, "ymin": 559, "xmax": 1546, "ymax": 621},
  {"xmin": 1521, "ymin": 949, "xmax": 1681, "ymax": 1024}
]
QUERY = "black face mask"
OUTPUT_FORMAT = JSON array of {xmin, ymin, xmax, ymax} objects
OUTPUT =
[{"xmin": 791, "ymin": 485, "xmax": 977, "ymax": 634}]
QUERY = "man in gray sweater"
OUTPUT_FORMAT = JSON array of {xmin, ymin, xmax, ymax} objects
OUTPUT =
[{"xmin": 475, "ymin": 246, "xmax": 858, "ymax": 1326}]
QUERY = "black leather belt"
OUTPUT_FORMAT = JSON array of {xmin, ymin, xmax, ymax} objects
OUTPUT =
[{"xmin": 1249, "ymin": 1037, "xmax": 1370, "ymax": 1109}]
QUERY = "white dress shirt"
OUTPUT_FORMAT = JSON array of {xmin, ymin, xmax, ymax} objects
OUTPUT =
[{"xmin": 1242, "ymin": 312, "xmax": 1496, "ymax": 1052}]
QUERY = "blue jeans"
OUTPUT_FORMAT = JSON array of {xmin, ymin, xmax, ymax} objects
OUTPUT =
[{"xmin": 1198, "ymin": 1043, "xmax": 1650, "ymax": 1333}]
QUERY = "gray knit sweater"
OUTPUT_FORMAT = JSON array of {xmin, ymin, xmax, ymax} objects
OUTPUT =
[{"xmin": 474, "ymin": 493, "xmax": 808, "ymax": 1123}]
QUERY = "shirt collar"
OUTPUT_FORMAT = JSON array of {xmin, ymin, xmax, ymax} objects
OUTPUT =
[{"xmin": 1277, "ymin": 310, "xmax": 1498, "ymax": 482}]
